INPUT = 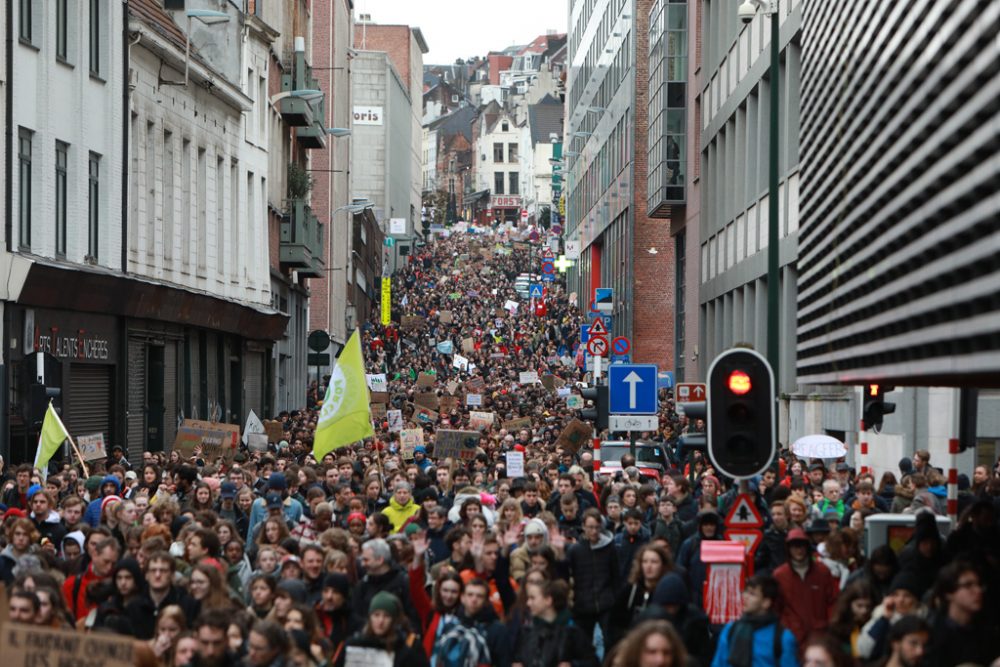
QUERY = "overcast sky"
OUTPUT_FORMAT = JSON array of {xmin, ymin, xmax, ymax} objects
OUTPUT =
[{"xmin": 354, "ymin": 0, "xmax": 569, "ymax": 65}]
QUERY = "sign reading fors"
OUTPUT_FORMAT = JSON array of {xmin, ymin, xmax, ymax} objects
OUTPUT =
[{"xmin": 353, "ymin": 106, "xmax": 384, "ymax": 125}]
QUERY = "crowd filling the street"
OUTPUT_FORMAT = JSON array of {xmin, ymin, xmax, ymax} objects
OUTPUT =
[{"xmin": 3, "ymin": 226, "xmax": 999, "ymax": 667}]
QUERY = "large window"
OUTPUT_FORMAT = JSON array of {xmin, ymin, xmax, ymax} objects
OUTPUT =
[
  {"xmin": 493, "ymin": 143, "xmax": 504, "ymax": 162},
  {"xmin": 56, "ymin": 142, "xmax": 68, "ymax": 256},
  {"xmin": 89, "ymin": 0, "xmax": 101, "ymax": 74},
  {"xmin": 493, "ymin": 172, "xmax": 504, "ymax": 195},
  {"xmin": 18, "ymin": 129, "xmax": 33, "ymax": 249},
  {"xmin": 56, "ymin": 0, "xmax": 69, "ymax": 61},
  {"xmin": 19, "ymin": 0, "xmax": 32, "ymax": 42},
  {"xmin": 88, "ymin": 153, "xmax": 100, "ymax": 260},
  {"xmin": 509, "ymin": 172, "xmax": 519, "ymax": 195},
  {"xmin": 508, "ymin": 143, "xmax": 518, "ymax": 162}
]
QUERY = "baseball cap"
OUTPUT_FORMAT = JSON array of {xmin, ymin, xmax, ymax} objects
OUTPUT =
[
  {"xmin": 265, "ymin": 492, "xmax": 283, "ymax": 510},
  {"xmin": 220, "ymin": 482, "xmax": 237, "ymax": 499}
]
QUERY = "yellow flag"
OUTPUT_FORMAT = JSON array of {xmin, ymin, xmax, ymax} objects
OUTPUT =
[
  {"xmin": 313, "ymin": 329, "xmax": 374, "ymax": 459},
  {"xmin": 34, "ymin": 402, "xmax": 70, "ymax": 475}
]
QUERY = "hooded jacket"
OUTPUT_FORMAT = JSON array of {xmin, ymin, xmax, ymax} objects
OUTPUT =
[
  {"xmin": 351, "ymin": 564, "xmax": 419, "ymax": 631},
  {"xmin": 32, "ymin": 508, "xmax": 67, "ymax": 546},
  {"xmin": 643, "ymin": 573, "xmax": 714, "ymax": 666},
  {"xmin": 512, "ymin": 609, "xmax": 598, "ymax": 667},
  {"xmin": 453, "ymin": 604, "xmax": 512, "ymax": 667},
  {"xmin": 380, "ymin": 496, "xmax": 420, "ymax": 533},
  {"xmin": 567, "ymin": 529, "xmax": 618, "ymax": 615},
  {"xmin": 83, "ymin": 475, "xmax": 121, "ymax": 527}
]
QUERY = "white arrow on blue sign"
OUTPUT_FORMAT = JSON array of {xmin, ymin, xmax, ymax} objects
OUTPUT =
[{"xmin": 608, "ymin": 364, "xmax": 659, "ymax": 414}]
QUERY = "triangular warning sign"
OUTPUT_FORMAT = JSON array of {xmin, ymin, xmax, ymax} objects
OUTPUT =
[
  {"xmin": 724, "ymin": 494, "xmax": 764, "ymax": 528},
  {"xmin": 588, "ymin": 318, "xmax": 608, "ymax": 337},
  {"xmin": 724, "ymin": 529, "xmax": 763, "ymax": 556}
]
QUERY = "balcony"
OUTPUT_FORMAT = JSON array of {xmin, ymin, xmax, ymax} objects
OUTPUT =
[
  {"xmin": 296, "ymin": 121, "xmax": 327, "ymax": 150},
  {"xmin": 279, "ymin": 48, "xmax": 325, "ymax": 130},
  {"xmin": 280, "ymin": 199, "xmax": 325, "ymax": 277}
]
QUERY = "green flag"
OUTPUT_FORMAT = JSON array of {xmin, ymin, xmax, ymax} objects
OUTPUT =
[
  {"xmin": 313, "ymin": 329, "xmax": 374, "ymax": 459},
  {"xmin": 34, "ymin": 402, "xmax": 70, "ymax": 477}
]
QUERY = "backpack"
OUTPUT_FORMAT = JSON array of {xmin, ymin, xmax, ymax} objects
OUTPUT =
[{"xmin": 431, "ymin": 620, "xmax": 491, "ymax": 667}]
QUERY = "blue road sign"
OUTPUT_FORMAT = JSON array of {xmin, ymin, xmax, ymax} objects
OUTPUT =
[
  {"xmin": 541, "ymin": 272, "xmax": 555, "ymax": 282},
  {"xmin": 657, "ymin": 370, "xmax": 675, "ymax": 389},
  {"xmin": 595, "ymin": 287, "xmax": 614, "ymax": 312},
  {"xmin": 541, "ymin": 260, "xmax": 555, "ymax": 274},
  {"xmin": 529, "ymin": 284, "xmax": 544, "ymax": 299},
  {"xmin": 608, "ymin": 364, "xmax": 659, "ymax": 414},
  {"xmin": 612, "ymin": 354, "xmax": 631, "ymax": 364},
  {"xmin": 580, "ymin": 324, "xmax": 590, "ymax": 344}
]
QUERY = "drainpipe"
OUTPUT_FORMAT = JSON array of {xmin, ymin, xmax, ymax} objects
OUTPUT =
[{"xmin": 2, "ymin": 0, "xmax": 14, "ymax": 459}]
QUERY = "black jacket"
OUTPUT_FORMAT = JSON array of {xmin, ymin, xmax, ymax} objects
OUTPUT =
[
  {"xmin": 335, "ymin": 630, "xmax": 429, "ymax": 667},
  {"xmin": 455, "ymin": 605, "xmax": 511, "ymax": 667},
  {"xmin": 567, "ymin": 530, "xmax": 619, "ymax": 615},
  {"xmin": 753, "ymin": 526, "xmax": 788, "ymax": 575},
  {"xmin": 513, "ymin": 611, "xmax": 598, "ymax": 667},
  {"xmin": 351, "ymin": 565, "xmax": 419, "ymax": 630}
]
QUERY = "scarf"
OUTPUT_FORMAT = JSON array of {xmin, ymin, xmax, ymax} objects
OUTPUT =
[{"xmin": 727, "ymin": 611, "xmax": 779, "ymax": 667}]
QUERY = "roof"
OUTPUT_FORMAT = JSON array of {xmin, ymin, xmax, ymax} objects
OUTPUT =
[
  {"xmin": 528, "ymin": 94, "xmax": 563, "ymax": 145},
  {"xmin": 426, "ymin": 105, "xmax": 477, "ymax": 141},
  {"xmin": 128, "ymin": 0, "xmax": 189, "ymax": 52}
]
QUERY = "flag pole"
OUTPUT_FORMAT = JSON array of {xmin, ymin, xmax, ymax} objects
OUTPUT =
[{"xmin": 65, "ymin": 433, "xmax": 91, "ymax": 479}]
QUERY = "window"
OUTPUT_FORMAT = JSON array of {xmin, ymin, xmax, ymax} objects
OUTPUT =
[
  {"xmin": 89, "ymin": 0, "xmax": 101, "ymax": 74},
  {"xmin": 55, "ymin": 142, "xmax": 68, "ymax": 256},
  {"xmin": 56, "ymin": 0, "xmax": 68, "ymax": 60},
  {"xmin": 18, "ymin": 128, "xmax": 32, "ymax": 249},
  {"xmin": 502, "ymin": 122, "xmax": 509, "ymax": 132},
  {"xmin": 493, "ymin": 143, "xmax": 503, "ymax": 162},
  {"xmin": 162, "ymin": 130, "xmax": 173, "ymax": 260},
  {"xmin": 509, "ymin": 172, "xmax": 519, "ymax": 195},
  {"xmin": 508, "ymin": 142, "xmax": 518, "ymax": 162},
  {"xmin": 88, "ymin": 153, "xmax": 100, "ymax": 260},
  {"xmin": 493, "ymin": 172, "xmax": 504, "ymax": 195},
  {"xmin": 19, "ymin": 0, "xmax": 32, "ymax": 42}
]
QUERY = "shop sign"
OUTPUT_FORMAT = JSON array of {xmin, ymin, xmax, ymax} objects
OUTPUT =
[{"xmin": 491, "ymin": 195, "xmax": 522, "ymax": 208}]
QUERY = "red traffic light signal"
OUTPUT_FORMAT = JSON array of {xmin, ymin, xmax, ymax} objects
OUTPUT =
[
  {"xmin": 868, "ymin": 383, "xmax": 879, "ymax": 397},
  {"xmin": 728, "ymin": 370, "xmax": 752, "ymax": 395}
]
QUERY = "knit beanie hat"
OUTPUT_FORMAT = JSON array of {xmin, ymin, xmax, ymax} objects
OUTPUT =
[
  {"xmin": 323, "ymin": 573, "xmax": 350, "ymax": 597},
  {"xmin": 368, "ymin": 591, "xmax": 401, "ymax": 617},
  {"xmin": 889, "ymin": 571, "xmax": 921, "ymax": 597}
]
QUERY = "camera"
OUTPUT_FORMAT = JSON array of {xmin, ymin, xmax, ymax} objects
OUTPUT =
[{"xmin": 738, "ymin": 1, "xmax": 758, "ymax": 24}]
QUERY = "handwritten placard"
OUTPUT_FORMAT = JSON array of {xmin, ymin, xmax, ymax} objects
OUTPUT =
[
  {"xmin": 173, "ymin": 420, "xmax": 240, "ymax": 461},
  {"xmin": 399, "ymin": 428, "xmax": 423, "ymax": 458},
  {"xmin": 466, "ymin": 393, "xmax": 483, "ymax": 407},
  {"xmin": 468, "ymin": 411, "xmax": 495, "ymax": 430},
  {"xmin": 77, "ymin": 433, "xmax": 107, "ymax": 461},
  {"xmin": 387, "ymin": 410, "xmax": 403, "ymax": 432},
  {"xmin": 0, "ymin": 624, "xmax": 135, "ymax": 667},
  {"xmin": 434, "ymin": 430, "xmax": 482, "ymax": 461},
  {"xmin": 519, "ymin": 371, "xmax": 539, "ymax": 385},
  {"xmin": 506, "ymin": 451, "xmax": 525, "ymax": 477}
]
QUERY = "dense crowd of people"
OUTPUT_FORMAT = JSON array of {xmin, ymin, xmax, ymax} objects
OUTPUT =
[{"xmin": 1, "ymin": 226, "xmax": 999, "ymax": 667}]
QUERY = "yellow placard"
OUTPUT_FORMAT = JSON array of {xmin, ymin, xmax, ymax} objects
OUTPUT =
[{"xmin": 381, "ymin": 277, "xmax": 391, "ymax": 325}]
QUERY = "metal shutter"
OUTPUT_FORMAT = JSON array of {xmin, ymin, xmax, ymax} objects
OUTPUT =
[
  {"xmin": 163, "ymin": 341, "xmax": 178, "ymax": 447},
  {"xmin": 126, "ymin": 339, "xmax": 146, "ymax": 460},
  {"xmin": 245, "ymin": 351, "xmax": 262, "ymax": 419},
  {"xmin": 206, "ymin": 334, "xmax": 219, "ymax": 419},
  {"xmin": 66, "ymin": 364, "xmax": 113, "ymax": 442}
]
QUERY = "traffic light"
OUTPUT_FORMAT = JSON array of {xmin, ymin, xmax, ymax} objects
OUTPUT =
[
  {"xmin": 707, "ymin": 348, "xmax": 775, "ymax": 479},
  {"xmin": 580, "ymin": 384, "xmax": 609, "ymax": 433},
  {"xmin": 863, "ymin": 383, "xmax": 896, "ymax": 431},
  {"xmin": 28, "ymin": 385, "xmax": 62, "ymax": 428}
]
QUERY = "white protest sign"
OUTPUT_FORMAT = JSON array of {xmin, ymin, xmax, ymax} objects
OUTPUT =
[
  {"xmin": 503, "ymin": 299, "xmax": 519, "ymax": 312},
  {"xmin": 77, "ymin": 433, "xmax": 107, "ymax": 461},
  {"xmin": 519, "ymin": 371, "xmax": 539, "ymax": 385},
  {"xmin": 466, "ymin": 393, "xmax": 483, "ymax": 406},
  {"xmin": 566, "ymin": 394, "xmax": 583, "ymax": 409},
  {"xmin": 386, "ymin": 409, "xmax": 403, "ymax": 432},
  {"xmin": 242, "ymin": 409, "xmax": 265, "ymax": 446},
  {"xmin": 366, "ymin": 373, "xmax": 388, "ymax": 393},
  {"xmin": 506, "ymin": 451, "xmax": 525, "ymax": 478},
  {"xmin": 452, "ymin": 354, "xmax": 470, "ymax": 371}
]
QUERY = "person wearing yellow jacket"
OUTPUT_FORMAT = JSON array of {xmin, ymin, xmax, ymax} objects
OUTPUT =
[{"xmin": 381, "ymin": 481, "xmax": 421, "ymax": 533}]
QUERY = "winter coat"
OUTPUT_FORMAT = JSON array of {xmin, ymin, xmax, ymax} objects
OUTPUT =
[
  {"xmin": 613, "ymin": 526, "xmax": 650, "ymax": 578},
  {"xmin": 351, "ymin": 565, "xmax": 419, "ymax": 630},
  {"xmin": 512, "ymin": 611, "xmax": 598, "ymax": 667},
  {"xmin": 381, "ymin": 496, "xmax": 421, "ymax": 533},
  {"xmin": 710, "ymin": 617, "xmax": 798, "ymax": 667},
  {"xmin": 0, "ymin": 545, "xmax": 26, "ymax": 586},
  {"xmin": 773, "ymin": 559, "xmax": 839, "ymax": 645},
  {"xmin": 753, "ymin": 527, "xmax": 787, "ymax": 575},
  {"xmin": 652, "ymin": 515, "xmax": 684, "ymax": 556},
  {"xmin": 450, "ymin": 605, "xmax": 512, "ymax": 667},
  {"xmin": 567, "ymin": 529, "xmax": 619, "ymax": 616},
  {"xmin": 62, "ymin": 561, "xmax": 111, "ymax": 620},
  {"xmin": 676, "ymin": 532, "xmax": 723, "ymax": 608},
  {"xmin": 674, "ymin": 492, "xmax": 698, "ymax": 523},
  {"xmin": 335, "ymin": 629, "xmax": 429, "ymax": 667},
  {"xmin": 83, "ymin": 475, "xmax": 122, "ymax": 527},
  {"xmin": 32, "ymin": 510, "xmax": 67, "ymax": 548}
]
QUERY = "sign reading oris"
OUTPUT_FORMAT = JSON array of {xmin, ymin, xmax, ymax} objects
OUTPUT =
[{"xmin": 353, "ymin": 106, "xmax": 384, "ymax": 125}]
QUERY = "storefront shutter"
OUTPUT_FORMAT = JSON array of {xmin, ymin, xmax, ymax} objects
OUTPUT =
[
  {"xmin": 244, "ymin": 351, "xmax": 263, "ymax": 420},
  {"xmin": 126, "ymin": 338, "xmax": 146, "ymax": 460},
  {"xmin": 164, "ymin": 340, "xmax": 178, "ymax": 447},
  {"xmin": 65, "ymin": 364, "xmax": 113, "ymax": 444}
]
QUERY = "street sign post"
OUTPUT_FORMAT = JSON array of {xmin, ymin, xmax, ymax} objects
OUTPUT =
[
  {"xmin": 724, "ymin": 494, "xmax": 765, "ymax": 528},
  {"xmin": 608, "ymin": 364, "xmax": 658, "ymax": 414},
  {"xmin": 676, "ymin": 382, "xmax": 707, "ymax": 402},
  {"xmin": 611, "ymin": 336, "xmax": 630, "ymax": 356},
  {"xmin": 609, "ymin": 414, "xmax": 659, "ymax": 432},
  {"xmin": 588, "ymin": 317, "xmax": 609, "ymax": 338},
  {"xmin": 595, "ymin": 287, "xmax": 614, "ymax": 313},
  {"xmin": 529, "ymin": 284, "xmax": 544, "ymax": 299},
  {"xmin": 587, "ymin": 337, "xmax": 609, "ymax": 357}
]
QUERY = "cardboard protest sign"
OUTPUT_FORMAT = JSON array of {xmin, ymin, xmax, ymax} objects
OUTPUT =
[
  {"xmin": 434, "ymin": 430, "xmax": 482, "ymax": 461},
  {"xmin": 387, "ymin": 410, "xmax": 404, "ymax": 432},
  {"xmin": 519, "ymin": 371, "xmax": 540, "ymax": 385},
  {"xmin": 506, "ymin": 451, "xmax": 525, "ymax": 477},
  {"xmin": 439, "ymin": 310, "xmax": 454, "ymax": 323},
  {"xmin": 246, "ymin": 433, "xmax": 268, "ymax": 452},
  {"xmin": 0, "ymin": 619, "xmax": 136, "ymax": 667},
  {"xmin": 369, "ymin": 391, "xmax": 390, "ymax": 405},
  {"xmin": 416, "ymin": 372, "xmax": 437, "ymax": 388},
  {"xmin": 413, "ymin": 392, "xmax": 440, "ymax": 410},
  {"xmin": 466, "ymin": 393, "xmax": 483, "ymax": 407},
  {"xmin": 566, "ymin": 394, "xmax": 584, "ymax": 409},
  {"xmin": 462, "ymin": 337, "xmax": 476, "ymax": 353},
  {"xmin": 503, "ymin": 416, "xmax": 533, "ymax": 431},
  {"xmin": 77, "ymin": 433, "xmax": 107, "ymax": 461},
  {"xmin": 173, "ymin": 419, "xmax": 241, "ymax": 460},
  {"xmin": 366, "ymin": 374, "xmax": 388, "ymax": 393},
  {"xmin": 446, "ymin": 380, "xmax": 460, "ymax": 395},
  {"xmin": 401, "ymin": 315, "xmax": 425, "ymax": 331},
  {"xmin": 452, "ymin": 354, "xmax": 470, "ymax": 371},
  {"xmin": 465, "ymin": 376, "xmax": 486, "ymax": 392},
  {"xmin": 440, "ymin": 395, "xmax": 460, "ymax": 412},
  {"xmin": 503, "ymin": 300, "xmax": 519, "ymax": 312},
  {"xmin": 370, "ymin": 403, "xmax": 387, "ymax": 420},
  {"xmin": 264, "ymin": 420, "xmax": 284, "ymax": 443},
  {"xmin": 410, "ymin": 403, "xmax": 438, "ymax": 424},
  {"xmin": 468, "ymin": 411, "xmax": 495, "ymax": 430},
  {"xmin": 556, "ymin": 418, "xmax": 594, "ymax": 453},
  {"xmin": 399, "ymin": 428, "xmax": 424, "ymax": 458}
]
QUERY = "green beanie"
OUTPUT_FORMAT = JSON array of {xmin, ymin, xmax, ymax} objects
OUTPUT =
[
  {"xmin": 368, "ymin": 591, "xmax": 401, "ymax": 617},
  {"xmin": 85, "ymin": 475, "xmax": 104, "ymax": 493}
]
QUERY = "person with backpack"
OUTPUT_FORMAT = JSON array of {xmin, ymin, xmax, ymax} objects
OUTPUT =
[
  {"xmin": 512, "ymin": 579, "xmax": 598, "ymax": 667},
  {"xmin": 710, "ymin": 574, "xmax": 798, "ymax": 667},
  {"xmin": 432, "ymin": 577, "xmax": 510, "ymax": 667},
  {"xmin": 335, "ymin": 592, "xmax": 428, "ymax": 667}
]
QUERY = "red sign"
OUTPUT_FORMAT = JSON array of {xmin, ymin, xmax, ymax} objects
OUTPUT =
[
  {"xmin": 520, "ymin": 209, "xmax": 529, "ymax": 220},
  {"xmin": 588, "ymin": 317, "xmax": 608, "ymax": 337},
  {"xmin": 491, "ymin": 195, "xmax": 523, "ymax": 208},
  {"xmin": 676, "ymin": 382, "xmax": 707, "ymax": 402},
  {"xmin": 724, "ymin": 528, "xmax": 763, "ymax": 556},
  {"xmin": 724, "ymin": 494, "xmax": 764, "ymax": 528},
  {"xmin": 587, "ymin": 337, "xmax": 609, "ymax": 357}
]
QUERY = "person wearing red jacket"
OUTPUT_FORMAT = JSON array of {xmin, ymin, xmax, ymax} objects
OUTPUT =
[
  {"xmin": 63, "ymin": 536, "xmax": 119, "ymax": 621},
  {"xmin": 773, "ymin": 528, "xmax": 840, "ymax": 645}
]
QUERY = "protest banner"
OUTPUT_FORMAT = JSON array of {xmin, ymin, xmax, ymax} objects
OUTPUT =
[
  {"xmin": 462, "ymin": 337, "xmax": 476, "ymax": 353},
  {"xmin": 439, "ymin": 310, "xmax": 454, "ymax": 323},
  {"xmin": 503, "ymin": 416, "xmax": 533, "ymax": 431},
  {"xmin": 434, "ymin": 430, "xmax": 481, "ymax": 461},
  {"xmin": 399, "ymin": 428, "xmax": 424, "ymax": 458},
  {"xmin": 566, "ymin": 394, "xmax": 584, "ymax": 409},
  {"xmin": 401, "ymin": 315, "xmax": 425, "ymax": 331},
  {"xmin": 555, "ymin": 418, "xmax": 594, "ymax": 453},
  {"xmin": 416, "ymin": 372, "xmax": 437, "ymax": 388},
  {"xmin": 519, "ymin": 371, "xmax": 539, "ymax": 385},
  {"xmin": 242, "ymin": 410, "xmax": 266, "ymax": 446},
  {"xmin": 366, "ymin": 374, "xmax": 388, "ymax": 393},
  {"xmin": 468, "ymin": 411, "xmax": 495, "ymax": 430},
  {"xmin": 465, "ymin": 377, "xmax": 486, "ymax": 392},
  {"xmin": 436, "ymin": 340, "xmax": 454, "ymax": 354},
  {"xmin": 506, "ymin": 451, "xmax": 525, "ymax": 477},
  {"xmin": 503, "ymin": 300, "xmax": 519, "ymax": 312},
  {"xmin": 246, "ymin": 433, "xmax": 268, "ymax": 452},
  {"xmin": 77, "ymin": 433, "xmax": 107, "ymax": 461},
  {"xmin": 0, "ymin": 624, "xmax": 135, "ymax": 667},
  {"xmin": 173, "ymin": 420, "xmax": 241, "ymax": 460},
  {"xmin": 446, "ymin": 380, "xmax": 460, "ymax": 395},
  {"xmin": 369, "ymin": 391, "xmax": 390, "ymax": 405},
  {"xmin": 264, "ymin": 420, "xmax": 284, "ymax": 443},
  {"xmin": 466, "ymin": 393, "xmax": 483, "ymax": 407},
  {"xmin": 410, "ymin": 403, "xmax": 437, "ymax": 424},
  {"xmin": 370, "ymin": 404, "xmax": 387, "ymax": 421},
  {"xmin": 452, "ymin": 354, "xmax": 470, "ymax": 371},
  {"xmin": 387, "ymin": 410, "xmax": 404, "ymax": 433},
  {"xmin": 413, "ymin": 392, "xmax": 440, "ymax": 410},
  {"xmin": 440, "ymin": 395, "xmax": 460, "ymax": 412}
]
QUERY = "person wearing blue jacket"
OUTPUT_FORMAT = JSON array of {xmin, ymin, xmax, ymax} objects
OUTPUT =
[
  {"xmin": 711, "ymin": 574, "xmax": 798, "ymax": 667},
  {"xmin": 83, "ymin": 475, "xmax": 122, "ymax": 527}
]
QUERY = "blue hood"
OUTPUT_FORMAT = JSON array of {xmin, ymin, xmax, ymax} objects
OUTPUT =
[{"xmin": 102, "ymin": 475, "xmax": 122, "ymax": 494}]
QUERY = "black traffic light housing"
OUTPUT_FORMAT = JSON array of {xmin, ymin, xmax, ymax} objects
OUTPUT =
[
  {"xmin": 28, "ymin": 385, "xmax": 62, "ymax": 429},
  {"xmin": 580, "ymin": 384, "xmax": 609, "ymax": 433},
  {"xmin": 863, "ymin": 383, "xmax": 896, "ymax": 431},
  {"xmin": 707, "ymin": 348, "xmax": 775, "ymax": 479}
]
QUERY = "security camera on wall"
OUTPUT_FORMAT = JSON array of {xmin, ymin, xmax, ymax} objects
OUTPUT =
[{"xmin": 738, "ymin": 1, "xmax": 757, "ymax": 24}]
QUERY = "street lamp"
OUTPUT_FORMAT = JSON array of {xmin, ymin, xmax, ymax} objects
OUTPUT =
[
  {"xmin": 326, "ymin": 128, "xmax": 351, "ymax": 137},
  {"xmin": 739, "ymin": 0, "xmax": 780, "ymax": 384},
  {"xmin": 572, "ymin": 131, "xmax": 592, "ymax": 138},
  {"xmin": 270, "ymin": 89, "xmax": 324, "ymax": 104}
]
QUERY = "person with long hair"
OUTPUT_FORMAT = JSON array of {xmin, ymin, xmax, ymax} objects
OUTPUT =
[
  {"xmin": 188, "ymin": 562, "xmax": 237, "ymax": 612},
  {"xmin": 512, "ymin": 578, "xmax": 597, "ymax": 667},
  {"xmin": 410, "ymin": 532, "xmax": 463, "ymax": 656},
  {"xmin": 801, "ymin": 633, "xmax": 855, "ymax": 667},
  {"xmin": 94, "ymin": 557, "xmax": 156, "ymax": 638},
  {"xmin": 149, "ymin": 605, "xmax": 188, "ymax": 664},
  {"xmin": 610, "ymin": 620, "xmax": 690, "ymax": 667},
  {"xmin": 247, "ymin": 573, "xmax": 277, "ymax": 619},
  {"xmin": 609, "ymin": 543, "xmax": 673, "ymax": 646},
  {"xmin": 828, "ymin": 581, "xmax": 873, "ymax": 657},
  {"xmin": 34, "ymin": 585, "xmax": 75, "ymax": 629},
  {"xmin": 251, "ymin": 516, "xmax": 291, "ymax": 563},
  {"xmin": 335, "ymin": 592, "xmax": 428, "ymax": 667}
]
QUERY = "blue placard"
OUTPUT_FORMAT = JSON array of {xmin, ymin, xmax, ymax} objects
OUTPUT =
[
  {"xmin": 608, "ymin": 364, "xmax": 659, "ymax": 414},
  {"xmin": 542, "ymin": 272, "xmax": 555, "ymax": 282},
  {"xmin": 595, "ymin": 287, "xmax": 614, "ymax": 307},
  {"xmin": 580, "ymin": 324, "xmax": 590, "ymax": 344},
  {"xmin": 657, "ymin": 370, "xmax": 675, "ymax": 389},
  {"xmin": 529, "ymin": 284, "xmax": 544, "ymax": 299}
]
